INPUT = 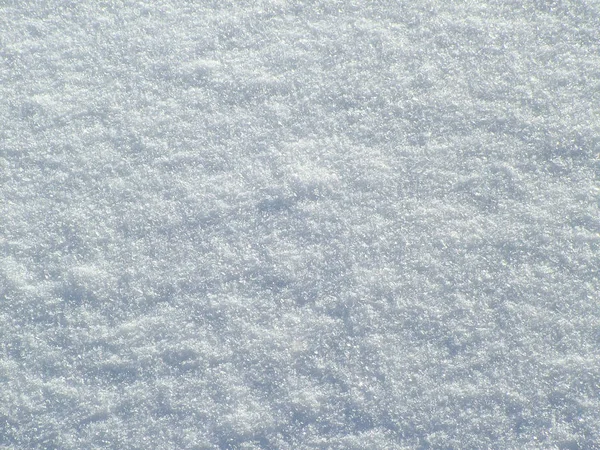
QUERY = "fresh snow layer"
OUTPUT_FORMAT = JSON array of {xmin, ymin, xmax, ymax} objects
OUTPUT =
[{"xmin": 1, "ymin": 1, "xmax": 600, "ymax": 449}]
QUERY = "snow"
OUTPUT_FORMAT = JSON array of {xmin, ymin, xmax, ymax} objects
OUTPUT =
[{"xmin": 1, "ymin": 1, "xmax": 599, "ymax": 448}]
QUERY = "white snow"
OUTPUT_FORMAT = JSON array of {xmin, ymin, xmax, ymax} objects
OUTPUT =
[{"xmin": 1, "ymin": 1, "xmax": 599, "ymax": 448}]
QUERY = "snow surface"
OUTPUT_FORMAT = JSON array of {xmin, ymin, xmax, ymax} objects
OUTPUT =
[{"xmin": 1, "ymin": 1, "xmax": 600, "ymax": 449}]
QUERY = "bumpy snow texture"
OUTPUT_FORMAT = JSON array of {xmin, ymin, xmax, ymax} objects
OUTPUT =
[{"xmin": 1, "ymin": 1, "xmax": 600, "ymax": 449}]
